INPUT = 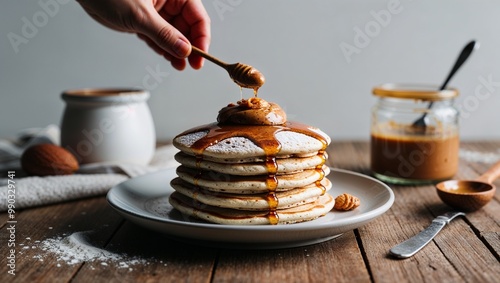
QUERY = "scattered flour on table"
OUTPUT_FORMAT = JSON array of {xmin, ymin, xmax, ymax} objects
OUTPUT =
[
  {"xmin": 31, "ymin": 231, "xmax": 149, "ymax": 270},
  {"xmin": 459, "ymin": 149, "xmax": 500, "ymax": 163}
]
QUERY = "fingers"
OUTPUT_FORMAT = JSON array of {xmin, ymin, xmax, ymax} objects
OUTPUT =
[
  {"xmin": 187, "ymin": 18, "xmax": 210, "ymax": 69},
  {"xmin": 159, "ymin": 0, "xmax": 211, "ymax": 69},
  {"xmin": 137, "ymin": 33, "xmax": 187, "ymax": 71},
  {"xmin": 79, "ymin": 0, "xmax": 210, "ymax": 71},
  {"xmin": 136, "ymin": 7, "xmax": 192, "ymax": 59},
  {"xmin": 137, "ymin": 34, "xmax": 165, "ymax": 56},
  {"xmin": 162, "ymin": 11, "xmax": 208, "ymax": 70},
  {"xmin": 170, "ymin": 58, "xmax": 187, "ymax": 71},
  {"xmin": 135, "ymin": 0, "xmax": 211, "ymax": 70},
  {"xmin": 180, "ymin": 0, "xmax": 211, "ymax": 69},
  {"xmin": 163, "ymin": 0, "xmax": 211, "ymax": 50}
]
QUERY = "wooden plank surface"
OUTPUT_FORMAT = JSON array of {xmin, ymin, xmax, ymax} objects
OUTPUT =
[
  {"xmin": 0, "ymin": 141, "xmax": 498, "ymax": 282},
  {"xmin": 0, "ymin": 197, "xmax": 124, "ymax": 283},
  {"xmin": 213, "ymin": 232, "xmax": 371, "ymax": 283},
  {"xmin": 71, "ymin": 221, "xmax": 217, "ymax": 283},
  {"xmin": 329, "ymin": 141, "xmax": 500, "ymax": 283}
]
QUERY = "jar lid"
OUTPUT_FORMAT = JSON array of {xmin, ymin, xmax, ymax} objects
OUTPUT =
[
  {"xmin": 372, "ymin": 83, "xmax": 458, "ymax": 101},
  {"xmin": 61, "ymin": 88, "xmax": 149, "ymax": 104}
]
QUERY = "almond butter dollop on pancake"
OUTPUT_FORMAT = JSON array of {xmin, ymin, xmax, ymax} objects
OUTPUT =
[{"xmin": 170, "ymin": 97, "xmax": 333, "ymax": 225}]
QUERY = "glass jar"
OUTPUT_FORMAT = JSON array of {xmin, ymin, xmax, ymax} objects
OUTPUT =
[{"xmin": 370, "ymin": 83, "xmax": 459, "ymax": 185}]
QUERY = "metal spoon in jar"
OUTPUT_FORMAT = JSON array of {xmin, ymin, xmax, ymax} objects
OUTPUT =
[
  {"xmin": 191, "ymin": 46, "xmax": 265, "ymax": 92},
  {"xmin": 412, "ymin": 40, "xmax": 479, "ymax": 128}
]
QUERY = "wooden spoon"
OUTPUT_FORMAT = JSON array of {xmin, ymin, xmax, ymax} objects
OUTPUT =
[
  {"xmin": 191, "ymin": 46, "xmax": 265, "ymax": 91},
  {"xmin": 436, "ymin": 160, "xmax": 500, "ymax": 211}
]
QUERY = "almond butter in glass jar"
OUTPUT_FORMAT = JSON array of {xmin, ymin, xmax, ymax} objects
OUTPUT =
[{"xmin": 370, "ymin": 84, "xmax": 459, "ymax": 185}]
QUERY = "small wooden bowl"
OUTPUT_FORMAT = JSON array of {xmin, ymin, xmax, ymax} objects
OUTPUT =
[{"xmin": 436, "ymin": 180, "xmax": 496, "ymax": 212}]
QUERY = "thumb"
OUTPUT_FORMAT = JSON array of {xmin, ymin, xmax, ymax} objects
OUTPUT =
[{"xmin": 138, "ymin": 10, "xmax": 191, "ymax": 59}]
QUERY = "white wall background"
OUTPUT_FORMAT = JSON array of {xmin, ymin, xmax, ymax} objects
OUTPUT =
[{"xmin": 1, "ymin": 0, "xmax": 500, "ymax": 141}]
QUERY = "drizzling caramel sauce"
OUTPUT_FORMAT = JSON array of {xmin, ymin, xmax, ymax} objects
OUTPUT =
[
  {"xmin": 315, "ymin": 151, "xmax": 327, "ymax": 195},
  {"xmin": 265, "ymin": 157, "xmax": 278, "ymax": 175},
  {"xmin": 177, "ymin": 121, "xmax": 328, "ymax": 224},
  {"xmin": 180, "ymin": 122, "xmax": 327, "ymax": 156}
]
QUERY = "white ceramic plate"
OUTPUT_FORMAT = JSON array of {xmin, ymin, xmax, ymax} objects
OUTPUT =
[{"xmin": 107, "ymin": 168, "xmax": 394, "ymax": 249}]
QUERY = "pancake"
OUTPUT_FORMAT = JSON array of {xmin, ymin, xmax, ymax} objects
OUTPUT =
[
  {"xmin": 176, "ymin": 165, "xmax": 330, "ymax": 194},
  {"xmin": 173, "ymin": 125, "xmax": 330, "ymax": 160},
  {"xmin": 169, "ymin": 191, "xmax": 335, "ymax": 225},
  {"xmin": 176, "ymin": 151, "xmax": 320, "ymax": 164},
  {"xmin": 170, "ymin": 177, "xmax": 332, "ymax": 210},
  {"xmin": 169, "ymin": 97, "xmax": 332, "ymax": 225},
  {"xmin": 174, "ymin": 151, "xmax": 327, "ymax": 176}
]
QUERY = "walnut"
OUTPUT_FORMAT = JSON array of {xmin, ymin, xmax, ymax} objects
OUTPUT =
[{"xmin": 334, "ymin": 193, "xmax": 360, "ymax": 211}]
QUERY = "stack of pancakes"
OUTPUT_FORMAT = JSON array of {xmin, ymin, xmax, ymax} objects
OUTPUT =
[{"xmin": 169, "ymin": 98, "xmax": 334, "ymax": 225}]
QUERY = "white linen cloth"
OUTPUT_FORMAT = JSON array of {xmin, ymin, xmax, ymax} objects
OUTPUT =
[{"xmin": 0, "ymin": 125, "xmax": 179, "ymax": 211}]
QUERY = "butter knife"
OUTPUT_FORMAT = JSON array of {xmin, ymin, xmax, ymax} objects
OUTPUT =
[{"xmin": 389, "ymin": 211, "xmax": 465, "ymax": 259}]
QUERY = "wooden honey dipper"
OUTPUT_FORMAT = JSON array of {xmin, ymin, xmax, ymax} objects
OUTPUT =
[{"xmin": 191, "ymin": 46, "xmax": 265, "ymax": 91}]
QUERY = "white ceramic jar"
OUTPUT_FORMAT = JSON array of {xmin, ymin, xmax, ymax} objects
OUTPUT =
[{"xmin": 60, "ymin": 88, "xmax": 156, "ymax": 165}]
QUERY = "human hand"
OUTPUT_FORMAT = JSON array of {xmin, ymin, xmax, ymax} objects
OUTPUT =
[{"xmin": 77, "ymin": 0, "xmax": 211, "ymax": 70}]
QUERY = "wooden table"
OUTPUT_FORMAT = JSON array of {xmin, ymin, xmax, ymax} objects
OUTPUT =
[{"xmin": 1, "ymin": 141, "xmax": 499, "ymax": 283}]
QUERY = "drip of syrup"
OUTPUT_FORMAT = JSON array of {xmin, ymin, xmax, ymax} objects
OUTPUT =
[{"xmin": 178, "ymin": 121, "xmax": 328, "ymax": 224}]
